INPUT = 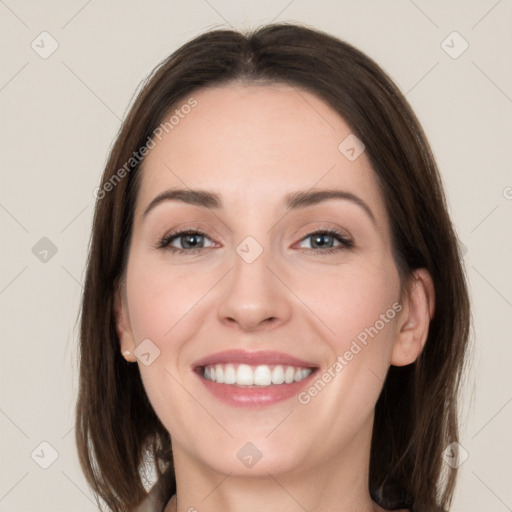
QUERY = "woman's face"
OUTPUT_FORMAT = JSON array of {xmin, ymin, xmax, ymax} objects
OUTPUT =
[{"xmin": 117, "ymin": 83, "xmax": 406, "ymax": 477}]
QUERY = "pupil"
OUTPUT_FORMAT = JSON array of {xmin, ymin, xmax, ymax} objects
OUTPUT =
[
  {"xmin": 184, "ymin": 234, "xmax": 201, "ymax": 248},
  {"xmin": 313, "ymin": 234, "xmax": 332, "ymax": 248}
]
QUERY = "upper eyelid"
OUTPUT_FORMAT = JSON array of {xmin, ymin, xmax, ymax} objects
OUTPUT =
[
  {"xmin": 162, "ymin": 219, "xmax": 352, "ymax": 238},
  {"xmin": 160, "ymin": 226, "xmax": 352, "ymax": 248}
]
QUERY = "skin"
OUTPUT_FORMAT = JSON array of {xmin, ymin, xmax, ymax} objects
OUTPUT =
[{"xmin": 115, "ymin": 83, "xmax": 435, "ymax": 512}]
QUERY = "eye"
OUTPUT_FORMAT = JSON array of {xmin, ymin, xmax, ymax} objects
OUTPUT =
[
  {"xmin": 156, "ymin": 227, "xmax": 353, "ymax": 256},
  {"xmin": 296, "ymin": 228, "xmax": 353, "ymax": 254},
  {"xmin": 157, "ymin": 229, "xmax": 215, "ymax": 255}
]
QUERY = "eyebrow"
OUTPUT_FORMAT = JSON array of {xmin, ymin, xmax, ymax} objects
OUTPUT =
[{"xmin": 142, "ymin": 188, "xmax": 376, "ymax": 225}]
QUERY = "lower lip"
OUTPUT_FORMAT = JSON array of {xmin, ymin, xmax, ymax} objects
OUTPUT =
[{"xmin": 196, "ymin": 370, "xmax": 317, "ymax": 407}]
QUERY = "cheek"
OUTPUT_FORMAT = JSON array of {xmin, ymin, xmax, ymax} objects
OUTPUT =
[
  {"xmin": 291, "ymin": 267, "xmax": 401, "ymax": 445},
  {"xmin": 124, "ymin": 253, "xmax": 209, "ymax": 347},
  {"xmin": 124, "ymin": 253, "xmax": 213, "ymax": 438},
  {"xmin": 291, "ymin": 259, "xmax": 401, "ymax": 418},
  {"xmin": 295, "ymin": 258, "xmax": 401, "ymax": 353}
]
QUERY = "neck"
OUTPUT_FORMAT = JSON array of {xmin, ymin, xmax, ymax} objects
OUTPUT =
[{"xmin": 164, "ymin": 419, "xmax": 384, "ymax": 512}]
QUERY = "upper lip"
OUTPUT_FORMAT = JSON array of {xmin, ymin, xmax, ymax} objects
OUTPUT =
[{"xmin": 192, "ymin": 350, "xmax": 318, "ymax": 369}]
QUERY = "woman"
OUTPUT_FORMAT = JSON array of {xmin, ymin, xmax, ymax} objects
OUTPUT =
[{"xmin": 76, "ymin": 22, "xmax": 470, "ymax": 512}]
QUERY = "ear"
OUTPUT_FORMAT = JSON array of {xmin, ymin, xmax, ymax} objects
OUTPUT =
[
  {"xmin": 114, "ymin": 282, "xmax": 137, "ymax": 362},
  {"xmin": 391, "ymin": 268, "xmax": 435, "ymax": 366}
]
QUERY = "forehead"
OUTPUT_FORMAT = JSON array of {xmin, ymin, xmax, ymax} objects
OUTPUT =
[{"xmin": 135, "ymin": 83, "xmax": 386, "ymax": 220}]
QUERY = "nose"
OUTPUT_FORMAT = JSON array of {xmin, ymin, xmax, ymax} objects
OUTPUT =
[{"xmin": 216, "ymin": 242, "xmax": 293, "ymax": 333}]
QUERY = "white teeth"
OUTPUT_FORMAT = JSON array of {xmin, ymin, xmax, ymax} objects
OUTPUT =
[
  {"xmin": 237, "ymin": 364, "xmax": 253, "ymax": 385},
  {"xmin": 202, "ymin": 363, "xmax": 312, "ymax": 386},
  {"xmin": 284, "ymin": 366, "xmax": 295, "ymax": 383},
  {"xmin": 223, "ymin": 364, "xmax": 236, "ymax": 384},
  {"xmin": 271, "ymin": 365, "xmax": 285, "ymax": 385},
  {"xmin": 253, "ymin": 365, "xmax": 272, "ymax": 386},
  {"xmin": 215, "ymin": 364, "xmax": 224, "ymax": 384}
]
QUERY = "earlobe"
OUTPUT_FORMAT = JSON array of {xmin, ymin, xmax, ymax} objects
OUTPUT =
[
  {"xmin": 114, "ymin": 286, "xmax": 137, "ymax": 362},
  {"xmin": 391, "ymin": 268, "xmax": 435, "ymax": 367}
]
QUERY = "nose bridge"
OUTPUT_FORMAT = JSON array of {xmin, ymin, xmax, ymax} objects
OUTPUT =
[{"xmin": 216, "ymin": 230, "xmax": 292, "ymax": 331}]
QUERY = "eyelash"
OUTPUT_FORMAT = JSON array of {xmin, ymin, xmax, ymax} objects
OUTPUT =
[{"xmin": 156, "ymin": 227, "xmax": 353, "ymax": 256}]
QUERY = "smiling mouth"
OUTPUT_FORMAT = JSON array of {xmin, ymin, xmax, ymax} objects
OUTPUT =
[{"xmin": 197, "ymin": 363, "xmax": 315, "ymax": 387}]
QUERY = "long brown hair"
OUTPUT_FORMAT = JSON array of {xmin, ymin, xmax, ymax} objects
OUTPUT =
[{"xmin": 76, "ymin": 22, "xmax": 471, "ymax": 512}]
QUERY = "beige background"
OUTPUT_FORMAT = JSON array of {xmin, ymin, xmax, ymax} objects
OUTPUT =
[{"xmin": 1, "ymin": 1, "xmax": 511, "ymax": 511}]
